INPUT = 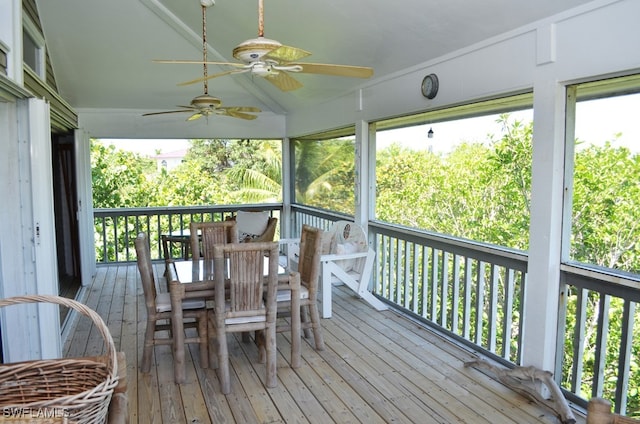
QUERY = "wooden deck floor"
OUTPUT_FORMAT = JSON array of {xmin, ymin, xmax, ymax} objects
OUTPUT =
[{"xmin": 62, "ymin": 263, "xmax": 586, "ymax": 424}]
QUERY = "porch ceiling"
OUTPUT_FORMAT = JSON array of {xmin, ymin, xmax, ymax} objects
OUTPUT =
[{"xmin": 35, "ymin": 0, "xmax": 593, "ymax": 139}]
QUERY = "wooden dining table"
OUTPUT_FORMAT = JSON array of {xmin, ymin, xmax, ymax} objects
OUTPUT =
[{"xmin": 166, "ymin": 257, "xmax": 298, "ymax": 384}]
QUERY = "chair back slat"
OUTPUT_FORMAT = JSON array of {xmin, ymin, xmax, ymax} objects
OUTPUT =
[
  {"xmin": 213, "ymin": 242, "xmax": 278, "ymax": 320},
  {"xmin": 190, "ymin": 221, "xmax": 238, "ymax": 261},
  {"xmin": 298, "ymin": 225, "xmax": 323, "ymax": 295},
  {"xmin": 228, "ymin": 249, "xmax": 264, "ymax": 313},
  {"xmin": 134, "ymin": 233, "xmax": 157, "ymax": 313}
]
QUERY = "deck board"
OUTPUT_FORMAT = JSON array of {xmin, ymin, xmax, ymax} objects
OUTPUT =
[{"xmin": 63, "ymin": 263, "xmax": 587, "ymax": 424}]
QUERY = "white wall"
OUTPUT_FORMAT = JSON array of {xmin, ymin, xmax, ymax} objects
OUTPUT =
[
  {"xmin": 0, "ymin": 96, "xmax": 61, "ymax": 362},
  {"xmin": 0, "ymin": 0, "xmax": 23, "ymax": 83},
  {"xmin": 286, "ymin": 0, "xmax": 640, "ymax": 136}
]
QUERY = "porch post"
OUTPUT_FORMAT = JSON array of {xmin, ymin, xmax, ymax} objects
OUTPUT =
[
  {"xmin": 522, "ymin": 73, "xmax": 567, "ymax": 371},
  {"xmin": 281, "ymin": 137, "xmax": 292, "ymax": 238},
  {"xmin": 354, "ymin": 120, "xmax": 371, "ymax": 229},
  {"xmin": 74, "ymin": 129, "xmax": 97, "ymax": 284}
]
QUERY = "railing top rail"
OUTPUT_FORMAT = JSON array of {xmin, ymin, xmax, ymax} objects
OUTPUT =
[
  {"xmin": 369, "ymin": 220, "xmax": 528, "ymax": 272},
  {"xmin": 290, "ymin": 204, "xmax": 352, "ymax": 223},
  {"xmin": 561, "ymin": 262, "xmax": 640, "ymax": 302},
  {"xmin": 94, "ymin": 203, "xmax": 282, "ymax": 217}
]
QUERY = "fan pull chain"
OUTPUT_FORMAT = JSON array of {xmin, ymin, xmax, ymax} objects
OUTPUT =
[
  {"xmin": 201, "ymin": 4, "xmax": 209, "ymax": 94},
  {"xmin": 258, "ymin": 0, "xmax": 264, "ymax": 37}
]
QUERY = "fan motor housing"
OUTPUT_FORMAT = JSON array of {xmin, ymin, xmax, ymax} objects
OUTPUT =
[
  {"xmin": 191, "ymin": 94, "xmax": 221, "ymax": 109},
  {"xmin": 233, "ymin": 37, "xmax": 282, "ymax": 63}
]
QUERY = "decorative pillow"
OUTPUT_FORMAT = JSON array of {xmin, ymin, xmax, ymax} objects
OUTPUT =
[
  {"xmin": 321, "ymin": 230, "xmax": 334, "ymax": 255},
  {"xmin": 236, "ymin": 210, "xmax": 270, "ymax": 241},
  {"xmin": 335, "ymin": 242, "xmax": 359, "ymax": 272}
]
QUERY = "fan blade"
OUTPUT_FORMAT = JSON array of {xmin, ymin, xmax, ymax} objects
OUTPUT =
[
  {"xmin": 153, "ymin": 59, "xmax": 245, "ymax": 66},
  {"xmin": 263, "ymin": 45, "xmax": 311, "ymax": 62},
  {"xmin": 187, "ymin": 112, "xmax": 204, "ymax": 121},
  {"xmin": 293, "ymin": 62, "xmax": 374, "ymax": 78},
  {"xmin": 217, "ymin": 106, "xmax": 261, "ymax": 120},
  {"xmin": 228, "ymin": 106, "xmax": 261, "ymax": 113},
  {"xmin": 265, "ymin": 71, "xmax": 303, "ymax": 91},
  {"xmin": 177, "ymin": 70, "xmax": 238, "ymax": 87},
  {"xmin": 221, "ymin": 110, "xmax": 259, "ymax": 120},
  {"xmin": 177, "ymin": 68, "xmax": 249, "ymax": 87},
  {"xmin": 142, "ymin": 109, "xmax": 192, "ymax": 117}
]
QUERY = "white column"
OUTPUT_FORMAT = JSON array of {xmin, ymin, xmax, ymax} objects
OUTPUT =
[
  {"xmin": 281, "ymin": 137, "xmax": 292, "ymax": 238},
  {"xmin": 521, "ymin": 73, "xmax": 567, "ymax": 371},
  {"xmin": 28, "ymin": 98, "xmax": 62, "ymax": 359},
  {"xmin": 74, "ymin": 129, "xmax": 97, "ymax": 284},
  {"xmin": 354, "ymin": 120, "xmax": 371, "ymax": 229}
]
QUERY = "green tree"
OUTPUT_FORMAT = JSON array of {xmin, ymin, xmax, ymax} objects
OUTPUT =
[
  {"xmin": 571, "ymin": 138, "xmax": 640, "ymax": 270},
  {"xmin": 91, "ymin": 140, "xmax": 156, "ymax": 207},
  {"xmin": 225, "ymin": 139, "xmax": 283, "ymax": 203},
  {"xmin": 376, "ymin": 114, "xmax": 533, "ymax": 250},
  {"xmin": 294, "ymin": 138, "xmax": 355, "ymax": 214}
]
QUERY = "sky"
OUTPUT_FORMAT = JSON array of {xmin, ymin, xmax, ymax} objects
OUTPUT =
[
  {"xmin": 101, "ymin": 138, "xmax": 191, "ymax": 157},
  {"xmin": 101, "ymin": 92, "xmax": 639, "ymax": 156},
  {"xmin": 377, "ymin": 93, "xmax": 640, "ymax": 154}
]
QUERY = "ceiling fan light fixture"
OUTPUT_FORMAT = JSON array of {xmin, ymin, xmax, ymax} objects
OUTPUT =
[{"xmin": 252, "ymin": 63, "xmax": 277, "ymax": 77}]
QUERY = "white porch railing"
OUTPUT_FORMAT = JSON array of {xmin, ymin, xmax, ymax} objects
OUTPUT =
[{"xmin": 93, "ymin": 203, "xmax": 640, "ymax": 416}]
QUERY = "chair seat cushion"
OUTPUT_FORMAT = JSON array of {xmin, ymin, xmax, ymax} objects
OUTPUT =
[
  {"xmin": 221, "ymin": 299, "xmax": 268, "ymax": 324},
  {"xmin": 155, "ymin": 292, "xmax": 206, "ymax": 313},
  {"xmin": 225, "ymin": 315, "xmax": 267, "ymax": 325},
  {"xmin": 335, "ymin": 242, "xmax": 359, "ymax": 272},
  {"xmin": 276, "ymin": 285, "xmax": 309, "ymax": 302},
  {"xmin": 236, "ymin": 210, "xmax": 270, "ymax": 241}
]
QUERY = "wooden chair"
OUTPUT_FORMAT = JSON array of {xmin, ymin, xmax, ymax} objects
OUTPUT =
[
  {"xmin": 189, "ymin": 220, "xmax": 238, "ymax": 261},
  {"xmin": 162, "ymin": 234, "xmax": 191, "ymax": 261},
  {"xmin": 275, "ymin": 225, "xmax": 325, "ymax": 368},
  {"xmin": 134, "ymin": 232, "xmax": 209, "ymax": 377},
  {"xmin": 161, "ymin": 234, "xmax": 191, "ymax": 279},
  {"xmin": 209, "ymin": 241, "xmax": 279, "ymax": 394}
]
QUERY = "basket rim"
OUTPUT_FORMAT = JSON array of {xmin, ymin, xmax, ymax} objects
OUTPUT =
[
  {"xmin": 0, "ymin": 294, "xmax": 119, "ymax": 423},
  {"xmin": 0, "ymin": 294, "xmax": 118, "ymax": 385}
]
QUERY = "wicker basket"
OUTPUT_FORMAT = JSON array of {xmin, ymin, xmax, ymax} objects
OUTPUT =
[{"xmin": 0, "ymin": 295, "xmax": 118, "ymax": 424}]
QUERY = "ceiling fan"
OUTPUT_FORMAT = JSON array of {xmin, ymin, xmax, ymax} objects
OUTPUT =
[
  {"xmin": 144, "ymin": 1, "xmax": 260, "ymax": 121},
  {"xmin": 155, "ymin": 0, "xmax": 374, "ymax": 92}
]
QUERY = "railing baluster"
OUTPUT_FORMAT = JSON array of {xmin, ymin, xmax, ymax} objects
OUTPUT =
[
  {"xmin": 440, "ymin": 251, "xmax": 449, "ymax": 328},
  {"xmin": 502, "ymin": 268, "xmax": 515, "ymax": 360},
  {"xmin": 430, "ymin": 249, "xmax": 438, "ymax": 321},
  {"xmin": 463, "ymin": 257, "xmax": 473, "ymax": 340},
  {"xmin": 421, "ymin": 246, "xmax": 429, "ymax": 319},
  {"xmin": 411, "ymin": 243, "xmax": 419, "ymax": 313},
  {"xmin": 515, "ymin": 270, "xmax": 526, "ymax": 364},
  {"xmin": 488, "ymin": 264, "xmax": 498, "ymax": 353},
  {"xmin": 393, "ymin": 238, "xmax": 401, "ymax": 305},
  {"xmin": 403, "ymin": 240, "xmax": 410, "ymax": 308},
  {"xmin": 614, "ymin": 299, "xmax": 634, "ymax": 414},
  {"xmin": 452, "ymin": 254, "xmax": 461, "ymax": 335},
  {"xmin": 593, "ymin": 293, "xmax": 610, "ymax": 398},
  {"xmin": 475, "ymin": 260, "xmax": 485, "ymax": 346},
  {"xmin": 571, "ymin": 287, "xmax": 587, "ymax": 393}
]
